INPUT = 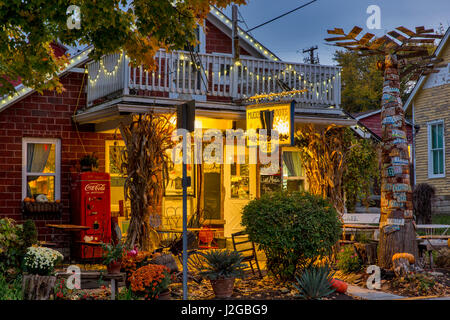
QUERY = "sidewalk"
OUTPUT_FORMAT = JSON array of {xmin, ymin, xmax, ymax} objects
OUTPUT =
[
  {"xmin": 347, "ymin": 285, "xmax": 403, "ymax": 300},
  {"xmin": 347, "ymin": 285, "xmax": 450, "ymax": 300}
]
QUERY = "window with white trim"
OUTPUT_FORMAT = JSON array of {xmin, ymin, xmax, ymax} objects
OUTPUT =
[
  {"xmin": 282, "ymin": 148, "xmax": 308, "ymax": 192},
  {"xmin": 105, "ymin": 140, "xmax": 127, "ymax": 212},
  {"xmin": 428, "ymin": 120, "xmax": 445, "ymax": 178},
  {"xmin": 22, "ymin": 138, "xmax": 61, "ymax": 201}
]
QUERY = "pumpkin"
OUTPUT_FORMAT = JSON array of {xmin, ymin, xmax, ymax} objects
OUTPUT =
[
  {"xmin": 392, "ymin": 253, "xmax": 415, "ymax": 264},
  {"xmin": 330, "ymin": 278, "xmax": 347, "ymax": 293},
  {"xmin": 24, "ymin": 197, "xmax": 31, "ymax": 202},
  {"xmin": 55, "ymin": 199, "xmax": 61, "ymax": 203}
]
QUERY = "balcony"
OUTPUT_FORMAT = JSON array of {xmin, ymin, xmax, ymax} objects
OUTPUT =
[{"xmin": 86, "ymin": 50, "xmax": 341, "ymax": 108}]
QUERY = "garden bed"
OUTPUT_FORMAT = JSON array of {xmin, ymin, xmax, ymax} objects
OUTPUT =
[
  {"xmin": 168, "ymin": 276, "xmax": 356, "ymax": 300},
  {"xmin": 334, "ymin": 268, "xmax": 450, "ymax": 298}
]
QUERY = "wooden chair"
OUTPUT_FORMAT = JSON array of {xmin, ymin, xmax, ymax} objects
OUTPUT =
[{"xmin": 231, "ymin": 231, "xmax": 262, "ymax": 278}]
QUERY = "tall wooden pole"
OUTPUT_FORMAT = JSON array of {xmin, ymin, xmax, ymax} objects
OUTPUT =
[
  {"xmin": 378, "ymin": 54, "xmax": 417, "ymax": 268},
  {"xmin": 325, "ymin": 26, "xmax": 443, "ymax": 269}
]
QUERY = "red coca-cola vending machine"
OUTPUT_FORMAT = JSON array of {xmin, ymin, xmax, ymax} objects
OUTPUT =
[{"xmin": 70, "ymin": 172, "xmax": 111, "ymax": 259}]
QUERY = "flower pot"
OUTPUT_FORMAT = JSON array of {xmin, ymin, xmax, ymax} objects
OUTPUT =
[
  {"xmin": 157, "ymin": 289, "xmax": 171, "ymax": 300},
  {"xmin": 210, "ymin": 278, "xmax": 235, "ymax": 298},
  {"xmin": 107, "ymin": 261, "xmax": 122, "ymax": 274}
]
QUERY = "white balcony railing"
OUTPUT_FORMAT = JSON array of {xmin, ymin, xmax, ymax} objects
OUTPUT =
[{"xmin": 86, "ymin": 50, "xmax": 341, "ymax": 107}]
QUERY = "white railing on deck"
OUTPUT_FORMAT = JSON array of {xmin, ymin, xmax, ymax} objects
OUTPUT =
[{"xmin": 87, "ymin": 50, "xmax": 341, "ymax": 107}]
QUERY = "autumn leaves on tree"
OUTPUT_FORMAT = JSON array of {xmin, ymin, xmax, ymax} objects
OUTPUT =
[{"xmin": 0, "ymin": 0, "xmax": 246, "ymax": 96}]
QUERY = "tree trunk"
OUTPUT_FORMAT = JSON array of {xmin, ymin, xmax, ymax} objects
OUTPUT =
[
  {"xmin": 22, "ymin": 274, "xmax": 56, "ymax": 300},
  {"xmin": 378, "ymin": 54, "xmax": 418, "ymax": 269}
]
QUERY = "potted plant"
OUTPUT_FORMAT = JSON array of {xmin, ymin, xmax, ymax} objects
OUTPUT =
[
  {"xmin": 200, "ymin": 249, "xmax": 246, "ymax": 298},
  {"xmin": 22, "ymin": 246, "xmax": 64, "ymax": 300},
  {"xmin": 129, "ymin": 264, "xmax": 174, "ymax": 300},
  {"xmin": 80, "ymin": 153, "xmax": 99, "ymax": 172},
  {"xmin": 102, "ymin": 242, "xmax": 125, "ymax": 274}
]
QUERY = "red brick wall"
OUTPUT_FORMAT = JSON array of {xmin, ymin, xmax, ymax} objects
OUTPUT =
[
  {"xmin": 0, "ymin": 71, "xmax": 118, "ymax": 247},
  {"xmin": 205, "ymin": 20, "xmax": 251, "ymax": 56}
]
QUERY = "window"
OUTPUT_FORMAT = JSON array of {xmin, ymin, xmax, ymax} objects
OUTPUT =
[
  {"xmin": 428, "ymin": 120, "xmax": 445, "ymax": 178},
  {"xmin": 282, "ymin": 149, "xmax": 307, "ymax": 192},
  {"xmin": 230, "ymin": 152, "xmax": 249, "ymax": 199},
  {"xmin": 22, "ymin": 138, "xmax": 61, "ymax": 201},
  {"xmin": 105, "ymin": 140, "xmax": 127, "ymax": 212}
]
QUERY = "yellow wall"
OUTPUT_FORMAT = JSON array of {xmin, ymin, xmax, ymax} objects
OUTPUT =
[{"xmin": 413, "ymin": 39, "xmax": 450, "ymax": 196}]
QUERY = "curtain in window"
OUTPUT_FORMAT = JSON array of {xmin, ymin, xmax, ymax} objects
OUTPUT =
[
  {"xmin": 27, "ymin": 143, "xmax": 51, "ymax": 173},
  {"xmin": 26, "ymin": 144, "xmax": 51, "ymax": 196},
  {"xmin": 283, "ymin": 151, "xmax": 303, "ymax": 177}
]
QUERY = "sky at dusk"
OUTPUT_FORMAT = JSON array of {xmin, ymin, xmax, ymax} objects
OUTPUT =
[{"xmin": 221, "ymin": 0, "xmax": 450, "ymax": 65}]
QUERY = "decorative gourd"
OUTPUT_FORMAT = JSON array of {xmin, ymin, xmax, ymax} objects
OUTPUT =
[
  {"xmin": 330, "ymin": 278, "xmax": 348, "ymax": 293},
  {"xmin": 392, "ymin": 252, "xmax": 415, "ymax": 264}
]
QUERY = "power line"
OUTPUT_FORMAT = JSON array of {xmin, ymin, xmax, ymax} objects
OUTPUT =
[{"xmin": 246, "ymin": 0, "xmax": 318, "ymax": 32}]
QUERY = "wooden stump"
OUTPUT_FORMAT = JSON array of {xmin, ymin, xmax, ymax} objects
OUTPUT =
[
  {"xmin": 22, "ymin": 274, "xmax": 57, "ymax": 300},
  {"xmin": 392, "ymin": 258, "xmax": 411, "ymax": 277},
  {"xmin": 354, "ymin": 242, "xmax": 378, "ymax": 265}
]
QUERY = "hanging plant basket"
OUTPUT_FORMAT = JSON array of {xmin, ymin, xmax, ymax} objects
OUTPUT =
[{"xmin": 22, "ymin": 201, "xmax": 63, "ymax": 214}]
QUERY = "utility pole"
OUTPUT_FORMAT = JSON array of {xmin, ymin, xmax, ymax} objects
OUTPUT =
[
  {"xmin": 232, "ymin": 5, "xmax": 240, "ymax": 61},
  {"xmin": 231, "ymin": 5, "xmax": 239, "ymax": 97},
  {"xmin": 302, "ymin": 46, "xmax": 319, "ymax": 64}
]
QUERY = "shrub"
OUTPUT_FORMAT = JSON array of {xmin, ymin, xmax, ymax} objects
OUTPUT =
[
  {"xmin": 294, "ymin": 265, "xmax": 335, "ymax": 300},
  {"xmin": 23, "ymin": 246, "xmax": 64, "ymax": 276},
  {"xmin": 129, "ymin": 264, "xmax": 174, "ymax": 300},
  {"xmin": 0, "ymin": 274, "xmax": 23, "ymax": 300},
  {"xmin": 199, "ymin": 250, "xmax": 246, "ymax": 280},
  {"xmin": 21, "ymin": 220, "xmax": 38, "ymax": 248},
  {"xmin": 336, "ymin": 246, "xmax": 361, "ymax": 273},
  {"xmin": 0, "ymin": 218, "xmax": 27, "ymax": 278},
  {"xmin": 241, "ymin": 191, "xmax": 341, "ymax": 282},
  {"xmin": 413, "ymin": 183, "xmax": 436, "ymax": 224}
]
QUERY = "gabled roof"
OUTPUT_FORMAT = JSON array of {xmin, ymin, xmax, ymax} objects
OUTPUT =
[
  {"xmin": 403, "ymin": 27, "xmax": 450, "ymax": 112},
  {"xmin": 209, "ymin": 6, "xmax": 280, "ymax": 61},
  {"xmin": 0, "ymin": 47, "xmax": 92, "ymax": 113}
]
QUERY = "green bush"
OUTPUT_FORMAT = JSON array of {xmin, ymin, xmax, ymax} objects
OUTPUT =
[
  {"xmin": 336, "ymin": 245, "xmax": 361, "ymax": 273},
  {"xmin": 21, "ymin": 220, "xmax": 38, "ymax": 248},
  {"xmin": 0, "ymin": 274, "xmax": 23, "ymax": 300},
  {"xmin": 241, "ymin": 191, "xmax": 341, "ymax": 282},
  {"xmin": 0, "ymin": 218, "xmax": 28, "ymax": 278}
]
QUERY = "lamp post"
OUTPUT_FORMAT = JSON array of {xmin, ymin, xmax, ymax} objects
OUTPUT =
[{"xmin": 177, "ymin": 100, "xmax": 195, "ymax": 300}]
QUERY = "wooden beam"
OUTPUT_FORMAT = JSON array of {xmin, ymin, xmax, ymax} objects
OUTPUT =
[
  {"xmin": 396, "ymin": 26, "xmax": 416, "ymax": 37},
  {"xmin": 327, "ymin": 28, "xmax": 345, "ymax": 35}
]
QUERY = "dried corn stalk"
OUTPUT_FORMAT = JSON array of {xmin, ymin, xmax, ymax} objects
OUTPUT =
[
  {"xmin": 295, "ymin": 124, "xmax": 352, "ymax": 216},
  {"xmin": 119, "ymin": 112, "xmax": 175, "ymax": 251}
]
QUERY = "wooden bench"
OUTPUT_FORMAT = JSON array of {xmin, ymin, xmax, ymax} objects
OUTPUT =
[{"xmin": 341, "ymin": 213, "xmax": 380, "ymax": 243}]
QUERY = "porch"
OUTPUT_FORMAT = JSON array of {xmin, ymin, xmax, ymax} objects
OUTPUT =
[{"xmin": 85, "ymin": 50, "xmax": 341, "ymax": 108}]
